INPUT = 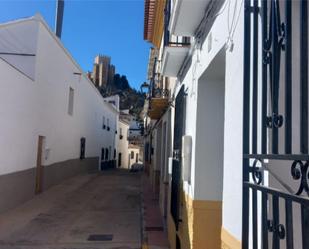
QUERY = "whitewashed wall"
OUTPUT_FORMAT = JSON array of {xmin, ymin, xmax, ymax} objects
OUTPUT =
[
  {"xmin": 128, "ymin": 147, "xmax": 140, "ymax": 168},
  {"xmin": 0, "ymin": 16, "xmax": 118, "ymax": 175},
  {"xmin": 169, "ymin": 0, "xmax": 245, "ymax": 241},
  {"xmin": 118, "ymin": 120, "xmax": 129, "ymax": 168}
]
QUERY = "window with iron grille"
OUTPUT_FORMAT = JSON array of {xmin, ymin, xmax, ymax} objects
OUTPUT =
[{"xmin": 68, "ymin": 87, "xmax": 74, "ymax": 116}]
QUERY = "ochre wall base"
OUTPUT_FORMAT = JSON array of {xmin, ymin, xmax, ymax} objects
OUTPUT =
[
  {"xmin": 221, "ymin": 227, "xmax": 241, "ymax": 249},
  {"xmin": 167, "ymin": 191, "xmax": 222, "ymax": 249}
]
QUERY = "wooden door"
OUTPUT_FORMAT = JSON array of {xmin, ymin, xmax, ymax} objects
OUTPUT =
[
  {"xmin": 35, "ymin": 136, "xmax": 44, "ymax": 194},
  {"xmin": 118, "ymin": 153, "xmax": 122, "ymax": 167}
]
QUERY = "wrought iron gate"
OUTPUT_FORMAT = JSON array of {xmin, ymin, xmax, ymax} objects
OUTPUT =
[
  {"xmin": 243, "ymin": 0, "xmax": 309, "ymax": 248},
  {"xmin": 171, "ymin": 85, "xmax": 185, "ymax": 229}
]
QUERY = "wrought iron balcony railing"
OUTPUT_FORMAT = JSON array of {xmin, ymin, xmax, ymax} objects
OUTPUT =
[
  {"xmin": 148, "ymin": 55, "xmax": 170, "ymax": 100},
  {"xmin": 151, "ymin": 87, "xmax": 170, "ymax": 99},
  {"xmin": 164, "ymin": 0, "xmax": 190, "ymax": 47},
  {"xmin": 243, "ymin": 0, "xmax": 309, "ymax": 248}
]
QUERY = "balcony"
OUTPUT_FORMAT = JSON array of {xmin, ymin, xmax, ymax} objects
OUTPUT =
[
  {"xmin": 169, "ymin": 0, "xmax": 211, "ymax": 36},
  {"xmin": 161, "ymin": 37, "xmax": 190, "ymax": 77},
  {"xmin": 144, "ymin": 47, "xmax": 171, "ymax": 120},
  {"xmin": 148, "ymin": 87, "xmax": 170, "ymax": 120},
  {"xmin": 161, "ymin": 0, "xmax": 190, "ymax": 77}
]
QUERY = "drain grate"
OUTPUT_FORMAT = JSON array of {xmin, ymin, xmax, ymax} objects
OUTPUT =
[
  {"xmin": 145, "ymin": 226, "xmax": 164, "ymax": 231},
  {"xmin": 87, "ymin": 234, "xmax": 113, "ymax": 241}
]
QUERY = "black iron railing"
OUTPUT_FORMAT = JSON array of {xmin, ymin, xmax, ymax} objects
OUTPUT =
[
  {"xmin": 148, "ymin": 56, "xmax": 170, "ymax": 99},
  {"xmin": 164, "ymin": 0, "xmax": 190, "ymax": 47},
  {"xmin": 152, "ymin": 87, "xmax": 170, "ymax": 99},
  {"xmin": 243, "ymin": 1, "xmax": 309, "ymax": 248}
]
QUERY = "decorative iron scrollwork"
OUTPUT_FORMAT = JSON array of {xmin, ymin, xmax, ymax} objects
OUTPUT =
[
  {"xmin": 152, "ymin": 87, "xmax": 170, "ymax": 98},
  {"xmin": 267, "ymin": 220, "xmax": 286, "ymax": 240},
  {"xmin": 263, "ymin": 51, "xmax": 271, "ymax": 65},
  {"xmin": 251, "ymin": 159, "xmax": 265, "ymax": 185},
  {"xmin": 291, "ymin": 160, "xmax": 309, "ymax": 196},
  {"xmin": 277, "ymin": 224, "xmax": 286, "ymax": 239},
  {"xmin": 266, "ymin": 113, "xmax": 284, "ymax": 128},
  {"xmin": 279, "ymin": 22, "xmax": 286, "ymax": 50},
  {"xmin": 173, "ymin": 149, "xmax": 180, "ymax": 161}
]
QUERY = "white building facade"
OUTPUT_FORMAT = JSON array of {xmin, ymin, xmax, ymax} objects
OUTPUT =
[
  {"xmin": 0, "ymin": 15, "xmax": 118, "ymax": 214},
  {"xmin": 143, "ymin": 0, "xmax": 309, "ymax": 249},
  {"xmin": 117, "ymin": 119, "xmax": 130, "ymax": 168}
]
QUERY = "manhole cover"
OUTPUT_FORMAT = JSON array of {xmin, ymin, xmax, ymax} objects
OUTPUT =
[
  {"xmin": 145, "ymin": 226, "xmax": 164, "ymax": 231},
  {"xmin": 87, "ymin": 234, "xmax": 113, "ymax": 241}
]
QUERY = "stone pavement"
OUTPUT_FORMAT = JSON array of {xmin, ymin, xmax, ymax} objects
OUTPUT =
[
  {"xmin": 141, "ymin": 174, "xmax": 169, "ymax": 249},
  {"xmin": 0, "ymin": 170, "xmax": 141, "ymax": 249}
]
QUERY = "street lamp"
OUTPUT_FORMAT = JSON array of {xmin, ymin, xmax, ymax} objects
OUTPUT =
[{"xmin": 140, "ymin": 82, "xmax": 150, "ymax": 94}]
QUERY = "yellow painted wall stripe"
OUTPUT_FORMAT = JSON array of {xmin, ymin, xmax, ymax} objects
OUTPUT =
[
  {"xmin": 221, "ymin": 227, "xmax": 241, "ymax": 249},
  {"xmin": 167, "ymin": 190, "xmax": 222, "ymax": 249}
]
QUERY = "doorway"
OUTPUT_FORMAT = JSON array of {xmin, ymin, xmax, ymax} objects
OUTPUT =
[
  {"xmin": 195, "ymin": 48, "xmax": 225, "ymax": 201},
  {"xmin": 35, "ymin": 135, "xmax": 45, "ymax": 194},
  {"xmin": 162, "ymin": 121, "xmax": 168, "ymax": 220},
  {"xmin": 176, "ymin": 234, "xmax": 181, "ymax": 249},
  {"xmin": 171, "ymin": 85, "xmax": 186, "ymax": 229}
]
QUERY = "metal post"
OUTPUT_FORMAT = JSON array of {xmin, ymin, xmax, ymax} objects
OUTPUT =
[{"xmin": 55, "ymin": 0, "xmax": 65, "ymax": 38}]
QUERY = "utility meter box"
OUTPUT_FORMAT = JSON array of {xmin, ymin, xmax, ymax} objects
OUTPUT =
[
  {"xmin": 168, "ymin": 157, "xmax": 173, "ymax": 175},
  {"xmin": 182, "ymin": 135, "xmax": 192, "ymax": 182}
]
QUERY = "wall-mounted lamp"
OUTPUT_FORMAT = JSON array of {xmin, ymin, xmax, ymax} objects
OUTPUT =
[{"xmin": 140, "ymin": 82, "xmax": 150, "ymax": 94}]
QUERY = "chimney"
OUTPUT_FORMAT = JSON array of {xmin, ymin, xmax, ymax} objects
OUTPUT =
[{"xmin": 55, "ymin": 0, "xmax": 65, "ymax": 38}]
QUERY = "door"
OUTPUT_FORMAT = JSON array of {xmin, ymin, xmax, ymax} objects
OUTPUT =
[
  {"xmin": 171, "ymin": 85, "xmax": 185, "ymax": 230},
  {"xmin": 80, "ymin": 137, "xmax": 86, "ymax": 159},
  {"xmin": 35, "ymin": 136, "xmax": 45, "ymax": 194},
  {"xmin": 118, "ymin": 153, "xmax": 122, "ymax": 167},
  {"xmin": 162, "ymin": 121, "xmax": 168, "ymax": 220}
]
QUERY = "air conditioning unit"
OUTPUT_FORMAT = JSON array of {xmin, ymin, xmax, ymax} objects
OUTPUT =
[{"xmin": 182, "ymin": 135, "xmax": 192, "ymax": 183}]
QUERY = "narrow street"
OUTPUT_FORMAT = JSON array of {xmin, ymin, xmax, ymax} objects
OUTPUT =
[{"xmin": 0, "ymin": 170, "xmax": 141, "ymax": 249}]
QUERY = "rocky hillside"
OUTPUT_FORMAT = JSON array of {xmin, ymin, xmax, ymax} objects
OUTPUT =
[{"xmin": 99, "ymin": 74, "xmax": 145, "ymax": 117}]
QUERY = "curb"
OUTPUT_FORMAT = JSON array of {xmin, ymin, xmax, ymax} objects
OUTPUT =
[{"xmin": 140, "ymin": 173, "xmax": 149, "ymax": 249}]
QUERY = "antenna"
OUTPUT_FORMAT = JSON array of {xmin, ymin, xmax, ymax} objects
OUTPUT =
[{"xmin": 55, "ymin": 0, "xmax": 65, "ymax": 39}]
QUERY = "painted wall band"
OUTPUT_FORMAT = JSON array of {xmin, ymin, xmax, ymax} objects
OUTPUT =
[
  {"xmin": 0, "ymin": 157, "xmax": 98, "ymax": 214},
  {"xmin": 221, "ymin": 227, "xmax": 241, "ymax": 249},
  {"xmin": 167, "ymin": 190, "xmax": 222, "ymax": 249}
]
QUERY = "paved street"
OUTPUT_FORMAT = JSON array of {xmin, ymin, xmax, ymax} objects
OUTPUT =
[{"xmin": 0, "ymin": 170, "xmax": 141, "ymax": 249}]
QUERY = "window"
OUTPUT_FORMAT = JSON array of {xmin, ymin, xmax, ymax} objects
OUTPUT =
[
  {"xmin": 107, "ymin": 118, "xmax": 110, "ymax": 130},
  {"xmin": 102, "ymin": 116, "xmax": 106, "ymax": 129},
  {"xmin": 105, "ymin": 148, "xmax": 108, "ymax": 160},
  {"xmin": 114, "ymin": 149, "xmax": 116, "ymax": 159},
  {"xmin": 68, "ymin": 87, "xmax": 74, "ymax": 115},
  {"xmin": 131, "ymin": 151, "xmax": 134, "ymax": 159},
  {"xmin": 136, "ymin": 153, "xmax": 138, "ymax": 163},
  {"xmin": 101, "ymin": 148, "xmax": 104, "ymax": 161},
  {"xmin": 119, "ymin": 128, "xmax": 123, "ymax": 139}
]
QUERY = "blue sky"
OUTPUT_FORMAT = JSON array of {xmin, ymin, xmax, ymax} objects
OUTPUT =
[{"xmin": 0, "ymin": 0, "xmax": 150, "ymax": 90}]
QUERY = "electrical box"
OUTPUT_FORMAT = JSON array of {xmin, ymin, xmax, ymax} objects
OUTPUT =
[
  {"xmin": 168, "ymin": 157, "xmax": 173, "ymax": 175},
  {"xmin": 182, "ymin": 135, "xmax": 192, "ymax": 182}
]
